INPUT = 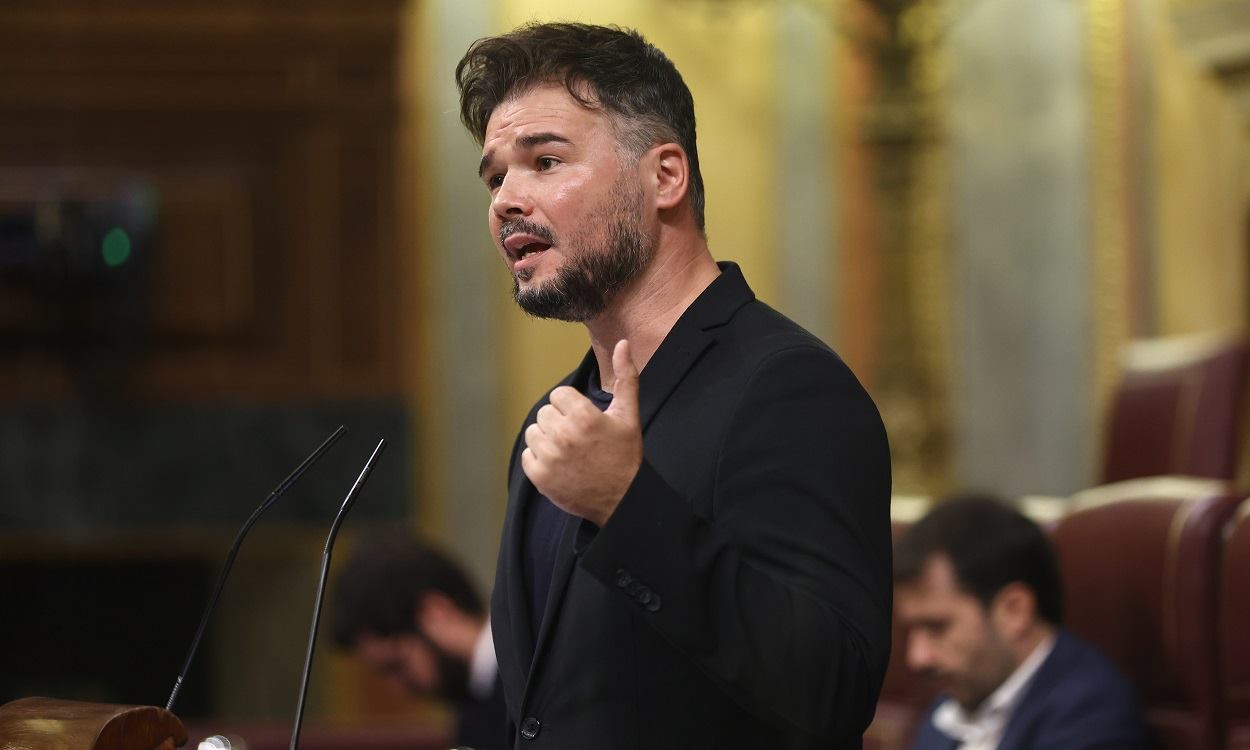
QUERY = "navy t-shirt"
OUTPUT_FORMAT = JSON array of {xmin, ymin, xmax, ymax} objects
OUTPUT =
[{"xmin": 520, "ymin": 370, "xmax": 614, "ymax": 641}]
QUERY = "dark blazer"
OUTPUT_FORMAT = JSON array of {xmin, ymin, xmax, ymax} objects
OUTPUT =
[
  {"xmin": 909, "ymin": 629, "xmax": 1149, "ymax": 750},
  {"xmin": 491, "ymin": 263, "xmax": 893, "ymax": 749},
  {"xmin": 456, "ymin": 676, "xmax": 511, "ymax": 750}
]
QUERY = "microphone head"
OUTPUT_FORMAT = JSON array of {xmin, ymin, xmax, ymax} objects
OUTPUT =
[{"xmin": 198, "ymin": 735, "xmax": 232, "ymax": 750}]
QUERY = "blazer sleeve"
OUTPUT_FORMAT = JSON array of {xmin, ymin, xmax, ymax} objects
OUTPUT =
[
  {"xmin": 1022, "ymin": 670, "xmax": 1150, "ymax": 750},
  {"xmin": 578, "ymin": 344, "xmax": 893, "ymax": 741}
]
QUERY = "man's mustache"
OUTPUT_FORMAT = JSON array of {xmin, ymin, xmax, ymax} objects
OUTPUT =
[{"xmin": 499, "ymin": 218, "xmax": 557, "ymax": 247}]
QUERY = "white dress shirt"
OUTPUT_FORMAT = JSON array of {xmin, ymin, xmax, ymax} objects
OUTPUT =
[
  {"xmin": 468, "ymin": 620, "xmax": 499, "ymax": 700},
  {"xmin": 932, "ymin": 635, "xmax": 1056, "ymax": 750}
]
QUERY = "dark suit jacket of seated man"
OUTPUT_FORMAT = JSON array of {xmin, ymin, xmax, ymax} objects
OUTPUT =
[
  {"xmin": 909, "ymin": 629, "xmax": 1145, "ymax": 750},
  {"xmin": 455, "ymin": 21, "xmax": 893, "ymax": 750},
  {"xmin": 896, "ymin": 496, "xmax": 1148, "ymax": 750}
]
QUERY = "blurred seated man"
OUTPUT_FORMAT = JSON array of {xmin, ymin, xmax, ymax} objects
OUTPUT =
[
  {"xmin": 894, "ymin": 495, "xmax": 1147, "ymax": 750},
  {"xmin": 330, "ymin": 530, "xmax": 508, "ymax": 750}
]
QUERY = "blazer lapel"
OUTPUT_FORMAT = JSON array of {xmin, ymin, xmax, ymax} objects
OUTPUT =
[
  {"xmin": 503, "ymin": 352, "xmax": 596, "ymax": 689},
  {"xmin": 517, "ymin": 262, "xmax": 755, "ymax": 687},
  {"xmin": 500, "ymin": 455, "xmax": 538, "ymax": 680},
  {"xmin": 523, "ymin": 514, "xmax": 580, "ymax": 691},
  {"xmin": 635, "ymin": 261, "xmax": 755, "ymax": 430},
  {"xmin": 635, "ymin": 325, "xmax": 712, "ymax": 430},
  {"xmin": 996, "ymin": 631, "xmax": 1070, "ymax": 750},
  {"xmin": 523, "ymin": 319, "xmax": 716, "ymax": 674}
]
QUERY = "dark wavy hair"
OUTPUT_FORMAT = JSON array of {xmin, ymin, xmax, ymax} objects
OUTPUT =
[
  {"xmin": 329, "ymin": 529, "xmax": 484, "ymax": 648},
  {"xmin": 894, "ymin": 494, "xmax": 1064, "ymax": 625},
  {"xmin": 455, "ymin": 22, "xmax": 706, "ymax": 232}
]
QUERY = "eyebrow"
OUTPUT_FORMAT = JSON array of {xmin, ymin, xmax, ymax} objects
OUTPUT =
[{"xmin": 478, "ymin": 132, "xmax": 574, "ymax": 179}]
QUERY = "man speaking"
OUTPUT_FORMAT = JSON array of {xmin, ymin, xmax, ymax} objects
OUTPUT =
[{"xmin": 456, "ymin": 22, "xmax": 892, "ymax": 748}]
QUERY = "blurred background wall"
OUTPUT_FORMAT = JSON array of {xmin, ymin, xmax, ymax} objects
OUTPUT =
[{"xmin": 1, "ymin": 0, "xmax": 1247, "ymax": 734}]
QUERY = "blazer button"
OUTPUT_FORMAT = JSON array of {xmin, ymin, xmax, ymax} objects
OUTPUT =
[
  {"xmin": 615, "ymin": 569, "xmax": 633, "ymax": 588},
  {"xmin": 645, "ymin": 593, "xmax": 662, "ymax": 612},
  {"xmin": 520, "ymin": 716, "xmax": 542, "ymax": 740}
]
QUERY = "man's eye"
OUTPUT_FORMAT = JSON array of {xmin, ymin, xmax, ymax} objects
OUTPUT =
[
  {"xmin": 487, "ymin": 174, "xmax": 504, "ymax": 189},
  {"xmin": 537, "ymin": 156, "xmax": 558, "ymax": 170}
]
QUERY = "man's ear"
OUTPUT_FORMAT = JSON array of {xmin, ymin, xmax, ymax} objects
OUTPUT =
[
  {"xmin": 647, "ymin": 142, "xmax": 690, "ymax": 213},
  {"xmin": 990, "ymin": 582, "xmax": 1038, "ymax": 640}
]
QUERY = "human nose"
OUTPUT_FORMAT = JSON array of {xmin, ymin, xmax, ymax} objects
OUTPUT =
[
  {"xmin": 906, "ymin": 631, "xmax": 935, "ymax": 672},
  {"xmin": 491, "ymin": 172, "xmax": 533, "ymax": 219}
]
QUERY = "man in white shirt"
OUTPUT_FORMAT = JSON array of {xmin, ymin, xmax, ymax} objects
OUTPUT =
[
  {"xmin": 330, "ymin": 531, "xmax": 508, "ymax": 750},
  {"xmin": 894, "ymin": 496, "xmax": 1146, "ymax": 750}
]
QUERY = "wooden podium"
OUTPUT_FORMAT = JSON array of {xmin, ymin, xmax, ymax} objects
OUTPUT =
[{"xmin": 0, "ymin": 697, "xmax": 188, "ymax": 750}]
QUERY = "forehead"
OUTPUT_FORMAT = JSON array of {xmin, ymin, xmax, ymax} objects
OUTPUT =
[
  {"xmin": 896, "ymin": 554, "xmax": 977, "ymax": 613},
  {"xmin": 483, "ymin": 83, "xmax": 610, "ymax": 146}
]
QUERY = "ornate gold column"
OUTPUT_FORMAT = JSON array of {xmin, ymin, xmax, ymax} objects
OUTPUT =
[
  {"xmin": 847, "ymin": 0, "xmax": 954, "ymax": 495},
  {"xmin": 1085, "ymin": 0, "xmax": 1131, "ymax": 452}
]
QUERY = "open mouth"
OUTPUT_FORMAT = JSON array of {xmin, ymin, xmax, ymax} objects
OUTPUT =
[
  {"xmin": 502, "ymin": 230, "xmax": 555, "ymax": 264},
  {"xmin": 517, "ymin": 242, "xmax": 550, "ymax": 260}
]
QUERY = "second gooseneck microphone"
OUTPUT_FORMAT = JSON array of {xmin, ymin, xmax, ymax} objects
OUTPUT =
[{"xmin": 289, "ymin": 438, "xmax": 387, "ymax": 750}]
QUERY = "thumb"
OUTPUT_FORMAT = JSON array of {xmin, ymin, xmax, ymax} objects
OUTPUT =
[{"xmin": 606, "ymin": 339, "xmax": 640, "ymax": 421}]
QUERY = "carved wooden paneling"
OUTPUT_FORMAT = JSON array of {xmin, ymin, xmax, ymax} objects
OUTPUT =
[
  {"xmin": 0, "ymin": 0, "xmax": 406, "ymax": 401},
  {"xmin": 151, "ymin": 170, "xmax": 256, "ymax": 338}
]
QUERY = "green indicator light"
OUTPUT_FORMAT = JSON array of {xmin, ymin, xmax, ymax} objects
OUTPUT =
[{"xmin": 102, "ymin": 227, "xmax": 132, "ymax": 267}]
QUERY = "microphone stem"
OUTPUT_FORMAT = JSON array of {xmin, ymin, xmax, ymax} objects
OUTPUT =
[
  {"xmin": 289, "ymin": 548, "xmax": 332, "ymax": 750},
  {"xmin": 289, "ymin": 438, "xmax": 386, "ymax": 750},
  {"xmin": 166, "ymin": 425, "xmax": 347, "ymax": 712}
]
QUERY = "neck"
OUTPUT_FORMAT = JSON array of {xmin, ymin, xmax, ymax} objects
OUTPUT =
[
  {"xmin": 1011, "ymin": 621, "xmax": 1056, "ymax": 666},
  {"xmin": 586, "ymin": 235, "xmax": 719, "ymax": 390}
]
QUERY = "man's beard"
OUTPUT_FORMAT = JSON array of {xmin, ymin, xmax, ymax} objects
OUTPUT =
[
  {"xmin": 505, "ymin": 183, "xmax": 654, "ymax": 322},
  {"xmin": 950, "ymin": 628, "xmax": 1019, "ymax": 713}
]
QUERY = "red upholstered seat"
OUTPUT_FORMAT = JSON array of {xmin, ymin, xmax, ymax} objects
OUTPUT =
[
  {"xmin": 1101, "ymin": 333, "xmax": 1249, "ymax": 484},
  {"xmin": 1054, "ymin": 478, "xmax": 1244, "ymax": 750},
  {"xmin": 1224, "ymin": 502, "xmax": 1250, "ymax": 750}
]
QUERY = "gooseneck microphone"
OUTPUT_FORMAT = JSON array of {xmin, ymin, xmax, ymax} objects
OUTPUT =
[
  {"xmin": 165, "ymin": 425, "xmax": 348, "ymax": 712},
  {"xmin": 289, "ymin": 438, "xmax": 386, "ymax": 750}
]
